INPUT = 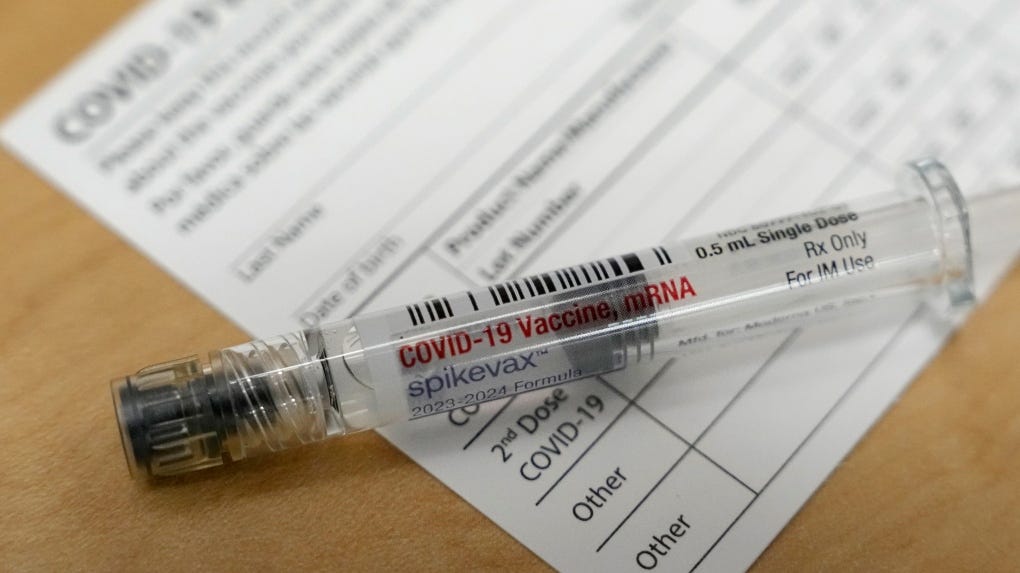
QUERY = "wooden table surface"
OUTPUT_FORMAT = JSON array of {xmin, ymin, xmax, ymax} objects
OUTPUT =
[{"xmin": 1, "ymin": 2, "xmax": 1018, "ymax": 571}]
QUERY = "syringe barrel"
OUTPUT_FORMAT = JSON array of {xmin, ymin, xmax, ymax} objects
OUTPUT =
[{"xmin": 113, "ymin": 158, "xmax": 974, "ymax": 477}]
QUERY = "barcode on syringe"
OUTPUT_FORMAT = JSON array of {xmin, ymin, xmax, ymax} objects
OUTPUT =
[
  {"xmin": 481, "ymin": 246, "xmax": 674, "ymax": 308},
  {"xmin": 406, "ymin": 297, "xmax": 454, "ymax": 326},
  {"xmin": 401, "ymin": 246, "xmax": 675, "ymax": 328}
]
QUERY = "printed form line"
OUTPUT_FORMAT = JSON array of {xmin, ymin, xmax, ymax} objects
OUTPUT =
[{"xmin": 689, "ymin": 305, "xmax": 925, "ymax": 572}]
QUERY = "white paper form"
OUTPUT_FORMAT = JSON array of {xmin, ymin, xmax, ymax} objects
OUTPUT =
[{"xmin": 5, "ymin": 0, "xmax": 1020, "ymax": 570}]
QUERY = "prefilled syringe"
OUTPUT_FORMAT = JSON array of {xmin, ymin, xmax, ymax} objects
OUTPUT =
[{"xmin": 112, "ymin": 158, "xmax": 1015, "ymax": 478}]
